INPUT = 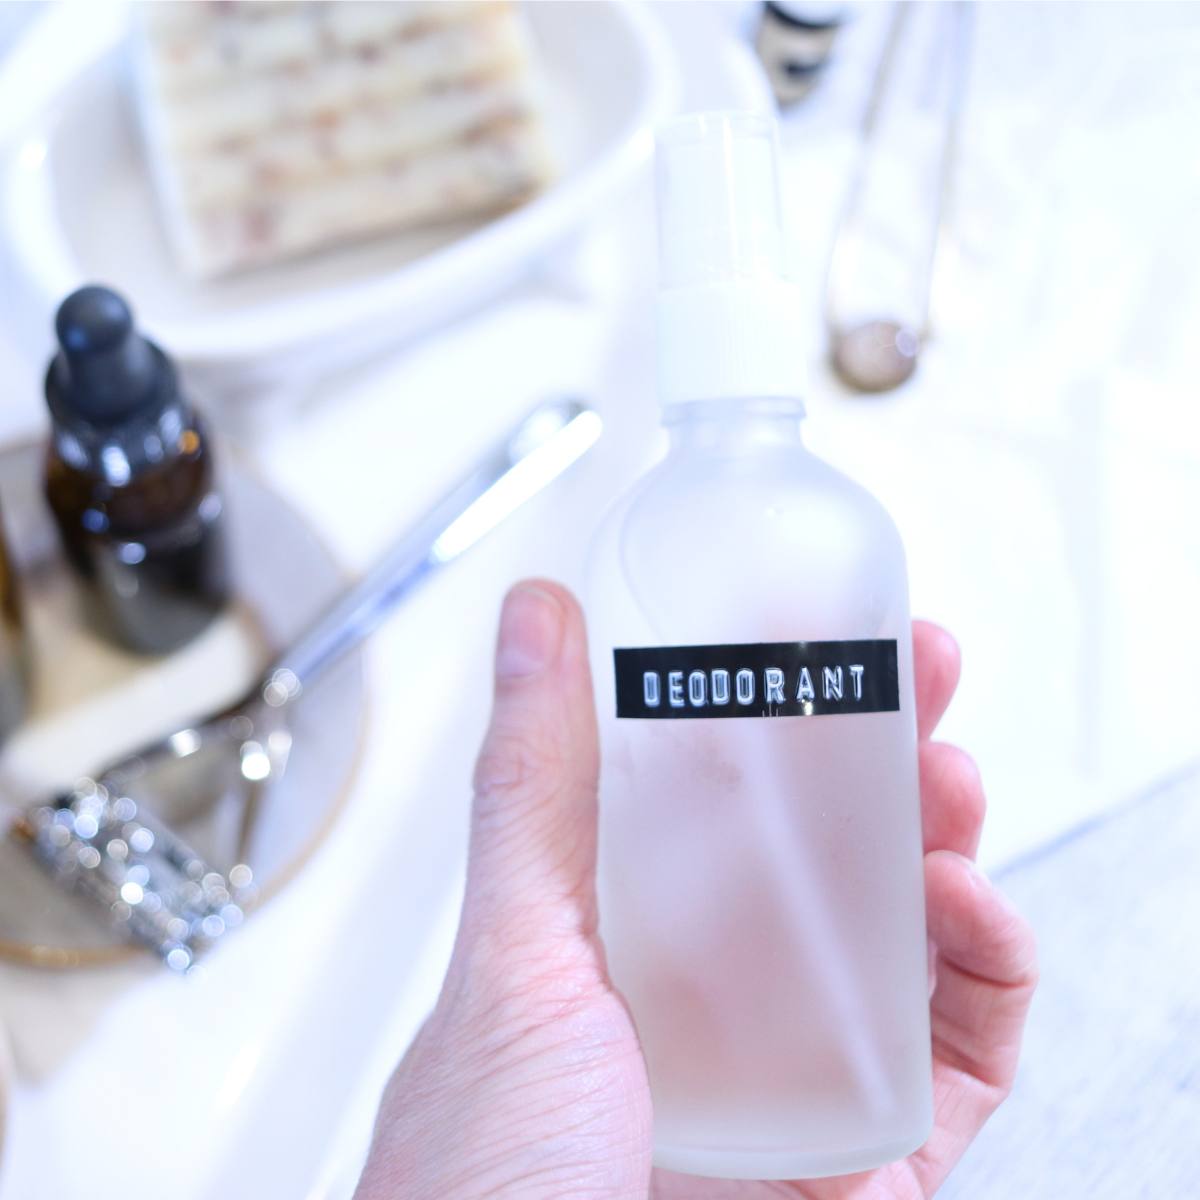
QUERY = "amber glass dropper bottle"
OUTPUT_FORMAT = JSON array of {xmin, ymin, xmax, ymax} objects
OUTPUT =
[{"xmin": 44, "ymin": 285, "xmax": 230, "ymax": 654}]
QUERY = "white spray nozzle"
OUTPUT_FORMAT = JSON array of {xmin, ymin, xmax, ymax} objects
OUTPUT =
[
  {"xmin": 654, "ymin": 111, "xmax": 807, "ymax": 408},
  {"xmin": 657, "ymin": 111, "xmax": 790, "ymax": 290}
]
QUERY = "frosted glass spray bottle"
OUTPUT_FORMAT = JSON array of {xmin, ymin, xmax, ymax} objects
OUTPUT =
[{"xmin": 586, "ymin": 112, "xmax": 933, "ymax": 1179}]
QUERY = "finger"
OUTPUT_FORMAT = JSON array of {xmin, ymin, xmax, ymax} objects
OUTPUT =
[
  {"xmin": 907, "ymin": 852, "xmax": 1037, "ymax": 1194},
  {"xmin": 926, "ymin": 849, "xmax": 1037, "ymax": 1090},
  {"xmin": 919, "ymin": 742, "xmax": 986, "ymax": 859},
  {"xmin": 913, "ymin": 621, "xmax": 961, "ymax": 741},
  {"xmin": 462, "ymin": 580, "xmax": 600, "ymax": 945}
]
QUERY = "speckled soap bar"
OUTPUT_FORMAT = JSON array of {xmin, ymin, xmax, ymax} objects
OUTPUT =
[{"xmin": 134, "ymin": 1, "xmax": 554, "ymax": 278}]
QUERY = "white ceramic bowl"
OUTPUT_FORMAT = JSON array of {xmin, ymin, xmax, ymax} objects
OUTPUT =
[{"xmin": 0, "ymin": 0, "xmax": 676, "ymax": 395}]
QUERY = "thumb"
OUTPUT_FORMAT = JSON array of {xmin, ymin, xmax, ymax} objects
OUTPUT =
[{"xmin": 461, "ymin": 580, "xmax": 601, "ymax": 951}]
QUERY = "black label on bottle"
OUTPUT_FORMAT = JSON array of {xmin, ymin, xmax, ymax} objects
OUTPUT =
[{"xmin": 613, "ymin": 640, "xmax": 899, "ymax": 719}]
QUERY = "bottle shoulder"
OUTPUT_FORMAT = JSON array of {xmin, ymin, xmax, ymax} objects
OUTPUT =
[
  {"xmin": 45, "ymin": 423, "xmax": 216, "ymax": 535},
  {"xmin": 593, "ymin": 441, "xmax": 904, "ymax": 559},
  {"xmin": 587, "ymin": 441, "xmax": 909, "ymax": 641}
]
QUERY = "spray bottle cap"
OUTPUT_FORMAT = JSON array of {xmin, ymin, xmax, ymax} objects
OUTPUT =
[
  {"xmin": 46, "ymin": 285, "xmax": 170, "ymax": 425},
  {"xmin": 655, "ymin": 111, "xmax": 806, "ymax": 408}
]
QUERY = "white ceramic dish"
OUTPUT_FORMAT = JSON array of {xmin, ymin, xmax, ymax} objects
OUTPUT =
[
  {"xmin": 0, "ymin": 0, "xmax": 675, "ymax": 393},
  {"xmin": 0, "ymin": 441, "xmax": 366, "ymax": 966}
]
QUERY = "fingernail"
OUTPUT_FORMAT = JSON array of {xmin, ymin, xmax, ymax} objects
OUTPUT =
[{"xmin": 495, "ymin": 584, "xmax": 564, "ymax": 680}]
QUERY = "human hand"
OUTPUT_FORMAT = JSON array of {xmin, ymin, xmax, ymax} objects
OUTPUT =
[{"xmin": 354, "ymin": 582, "xmax": 1037, "ymax": 1200}]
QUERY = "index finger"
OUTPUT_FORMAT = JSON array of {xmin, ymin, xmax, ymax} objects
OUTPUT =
[{"xmin": 913, "ymin": 620, "xmax": 961, "ymax": 740}]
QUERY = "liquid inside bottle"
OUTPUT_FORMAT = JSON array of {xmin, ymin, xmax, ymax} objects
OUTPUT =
[
  {"xmin": 44, "ymin": 424, "xmax": 228, "ymax": 655},
  {"xmin": 585, "ymin": 113, "xmax": 932, "ymax": 1180}
]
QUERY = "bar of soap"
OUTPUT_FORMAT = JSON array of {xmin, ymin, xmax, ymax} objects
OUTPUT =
[{"xmin": 134, "ymin": 1, "xmax": 555, "ymax": 278}]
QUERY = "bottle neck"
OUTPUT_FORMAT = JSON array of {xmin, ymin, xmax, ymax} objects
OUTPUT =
[
  {"xmin": 663, "ymin": 397, "xmax": 806, "ymax": 453},
  {"xmin": 45, "ymin": 341, "xmax": 198, "ymax": 486}
]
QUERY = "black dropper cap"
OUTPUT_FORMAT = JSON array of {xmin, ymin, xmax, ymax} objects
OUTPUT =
[{"xmin": 46, "ymin": 285, "xmax": 170, "ymax": 424}]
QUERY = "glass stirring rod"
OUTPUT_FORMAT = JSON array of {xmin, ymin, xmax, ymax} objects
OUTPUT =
[{"xmin": 825, "ymin": 1, "xmax": 974, "ymax": 394}]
